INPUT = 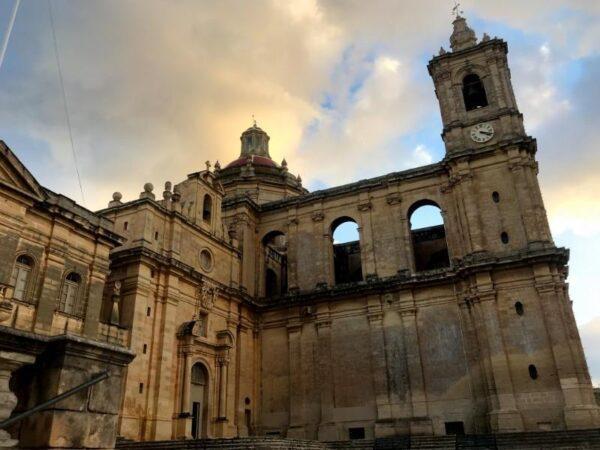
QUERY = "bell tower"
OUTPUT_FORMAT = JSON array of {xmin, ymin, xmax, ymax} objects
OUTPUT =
[{"xmin": 428, "ymin": 15, "xmax": 527, "ymax": 154}]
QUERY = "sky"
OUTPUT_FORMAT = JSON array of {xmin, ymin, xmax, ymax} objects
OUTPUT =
[{"xmin": 0, "ymin": 0, "xmax": 599, "ymax": 380}]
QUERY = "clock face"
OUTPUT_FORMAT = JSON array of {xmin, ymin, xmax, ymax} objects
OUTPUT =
[{"xmin": 470, "ymin": 122, "xmax": 494, "ymax": 143}]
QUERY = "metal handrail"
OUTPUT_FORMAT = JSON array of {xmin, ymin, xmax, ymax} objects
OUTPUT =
[{"xmin": 0, "ymin": 370, "xmax": 109, "ymax": 429}]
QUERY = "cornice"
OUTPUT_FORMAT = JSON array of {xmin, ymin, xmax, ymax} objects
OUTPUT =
[{"xmin": 257, "ymin": 245, "xmax": 569, "ymax": 310}]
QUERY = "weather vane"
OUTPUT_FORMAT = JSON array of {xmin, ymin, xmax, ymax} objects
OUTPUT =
[{"xmin": 452, "ymin": 0, "xmax": 463, "ymax": 18}]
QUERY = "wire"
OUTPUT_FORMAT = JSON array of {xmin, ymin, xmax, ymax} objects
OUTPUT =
[
  {"xmin": 0, "ymin": 0, "xmax": 20, "ymax": 71},
  {"xmin": 48, "ymin": 0, "xmax": 85, "ymax": 203}
]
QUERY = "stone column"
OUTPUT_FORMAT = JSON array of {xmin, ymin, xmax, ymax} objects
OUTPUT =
[
  {"xmin": 367, "ymin": 298, "xmax": 393, "ymax": 437},
  {"xmin": 217, "ymin": 356, "xmax": 229, "ymax": 420},
  {"xmin": 0, "ymin": 351, "xmax": 35, "ymax": 449},
  {"xmin": 315, "ymin": 307, "xmax": 336, "ymax": 440},
  {"xmin": 287, "ymin": 320, "xmax": 305, "ymax": 438}
]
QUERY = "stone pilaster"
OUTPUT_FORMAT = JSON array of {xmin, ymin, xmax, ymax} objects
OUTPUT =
[
  {"xmin": 287, "ymin": 320, "xmax": 305, "ymax": 438},
  {"xmin": 367, "ymin": 297, "xmax": 393, "ymax": 437},
  {"xmin": 473, "ymin": 273, "xmax": 523, "ymax": 432},
  {"xmin": 34, "ymin": 248, "xmax": 65, "ymax": 335},
  {"xmin": 357, "ymin": 195, "xmax": 376, "ymax": 278},
  {"xmin": 507, "ymin": 151, "xmax": 540, "ymax": 244},
  {"xmin": 286, "ymin": 214, "xmax": 299, "ymax": 291},
  {"xmin": 385, "ymin": 189, "xmax": 405, "ymax": 272},
  {"xmin": 534, "ymin": 266, "xmax": 600, "ymax": 429},
  {"xmin": 315, "ymin": 306, "xmax": 336, "ymax": 440}
]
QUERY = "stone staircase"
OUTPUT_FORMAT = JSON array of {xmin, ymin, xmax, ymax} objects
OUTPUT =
[
  {"xmin": 116, "ymin": 429, "xmax": 600, "ymax": 449},
  {"xmin": 117, "ymin": 437, "xmax": 333, "ymax": 450}
]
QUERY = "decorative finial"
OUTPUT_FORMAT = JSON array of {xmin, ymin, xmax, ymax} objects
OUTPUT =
[
  {"xmin": 163, "ymin": 181, "xmax": 172, "ymax": 201},
  {"xmin": 140, "ymin": 182, "xmax": 155, "ymax": 200},
  {"xmin": 108, "ymin": 191, "xmax": 123, "ymax": 207},
  {"xmin": 252, "ymin": 114, "xmax": 257, "ymax": 127},
  {"xmin": 214, "ymin": 160, "xmax": 221, "ymax": 171},
  {"xmin": 452, "ymin": 0, "xmax": 463, "ymax": 19},
  {"xmin": 439, "ymin": 46, "xmax": 447, "ymax": 55},
  {"xmin": 205, "ymin": 160, "xmax": 211, "ymax": 171},
  {"xmin": 450, "ymin": 7, "xmax": 477, "ymax": 51}
]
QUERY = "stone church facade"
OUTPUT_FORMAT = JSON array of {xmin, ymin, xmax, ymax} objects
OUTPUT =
[{"xmin": 0, "ymin": 15, "xmax": 599, "ymax": 449}]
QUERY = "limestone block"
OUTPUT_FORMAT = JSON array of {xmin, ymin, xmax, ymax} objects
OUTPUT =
[
  {"xmin": 89, "ymin": 371, "xmax": 124, "ymax": 414},
  {"xmin": 84, "ymin": 412, "xmax": 118, "ymax": 448}
]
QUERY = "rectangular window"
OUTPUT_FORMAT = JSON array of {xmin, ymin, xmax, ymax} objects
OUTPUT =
[
  {"xmin": 348, "ymin": 427, "xmax": 365, "ymax": 440},
  {"xmin": 139, "ymin": 383, "xmax": 144, "ymax": 394},
  {"xmin": 444, "ymin": 421, "xmax": 465, "ymax": 435}
]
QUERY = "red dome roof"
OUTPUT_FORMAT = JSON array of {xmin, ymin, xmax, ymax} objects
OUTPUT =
[{"xmin": 225, "ymin": 155, "xmax": 278, "ymax": 169}]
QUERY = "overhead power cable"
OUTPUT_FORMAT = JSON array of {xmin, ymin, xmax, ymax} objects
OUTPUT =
[
  {"xmin": 48, "ymin": 0, "xmax": 85, "ymax": 203},
  {"xmin": 0, "ymin": 0, "xmax": 20, "ymax": 71}
]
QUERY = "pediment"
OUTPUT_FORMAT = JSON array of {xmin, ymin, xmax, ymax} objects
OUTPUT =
[{"xmin": 0, "ymin": 141, "xmax": 45, "ymax": 201}]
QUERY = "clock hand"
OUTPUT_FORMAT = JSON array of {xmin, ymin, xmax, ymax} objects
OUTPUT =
[{"xmin": 479, "ymin": 131, "xmax": 493, "ymax": 136}]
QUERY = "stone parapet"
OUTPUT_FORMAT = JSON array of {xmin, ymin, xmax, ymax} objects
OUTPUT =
[{"xmin": 0, "ymin": 325, "xmax": 134, "ymax": 449}]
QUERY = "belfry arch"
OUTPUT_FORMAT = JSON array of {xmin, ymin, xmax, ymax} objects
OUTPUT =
[
  {"xmin": 261, "ymin": 230, "xmax": 288, "ymax": 297},
  {"xmin": 408, "ymin": 200, "xmax": 450, "ymax": 272},
  {"xmin": 330, "ymin": 217, "xmax": 363, "ymax": 284}
]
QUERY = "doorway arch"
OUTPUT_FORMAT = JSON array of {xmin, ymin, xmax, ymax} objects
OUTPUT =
[{"xmin": 190, "ymin": 362, "xmax": 209, "ymax": 438}]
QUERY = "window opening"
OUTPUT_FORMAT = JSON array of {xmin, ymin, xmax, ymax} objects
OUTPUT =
[
  {"xmin": 463, "ymin": 73, "xmax": 488, "ymax": 110},
  {"xmin": 409, "ymin": 202, "xmax": 450, "ymax": 271},
  {"xmin": 332, "ymin": 218, "xmax": 363, "ymax": 284}
]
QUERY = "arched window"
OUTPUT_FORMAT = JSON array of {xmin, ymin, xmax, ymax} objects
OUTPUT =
[
  {"xmin": 331, "ymin": 217, "xmax": 363, "ymax": 284},
  {"xmin": 10, "ymin": 254, "xmax": 34, "ymax": 302},
  {"xmin": 190, "ymin": 362, "xmax": 208, "ymax": 439},
  {"xmin": 262, "ymin": 231, "xmax": 287, "ymax": 297},
  {"xmin": 409, "ymin": 201, "xmax": 450, "ymax": 272},
  {"xmin": 202, "ymin": 194, "xmax": 212, "ymax": 222},
  {"xmin": 462, "ymin": 73, "xmax": 488, "ymax": 111},
  {"xmin": 58, "ymin": 272, "xmax": 82, "ymax": 316}
]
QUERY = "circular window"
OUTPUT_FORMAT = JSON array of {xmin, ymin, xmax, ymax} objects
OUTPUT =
[{"xmin": 199, "ymin": 249, "xmax": 213, "ymax": 272}]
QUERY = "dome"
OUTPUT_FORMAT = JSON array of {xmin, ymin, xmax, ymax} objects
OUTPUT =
[{"xmin": 225, "ymin": 155, "xmax": 278, "ymax": 169}]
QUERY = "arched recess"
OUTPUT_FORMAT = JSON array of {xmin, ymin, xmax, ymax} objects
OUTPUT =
[
  {"xmin": 462, "ymin": 73, "xmax": 488, "ymax": 111},
  {"xmin": 202, "ymin": 194, "xmax": 212, "ymax": 222},
  {"xmin": 262, "ymin": 230, "xmax": 287, "ymax": 297},
  {"xmin": 408, "ymin": 200, "xmax": 450, "ymax": 272},
  {"xmin": 190, "ymin": 362, "xmax": 209, "ymax": 439},
  {"xmin": 331, "ymin": 217, "xmax": 363, "ymax": 284}
]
